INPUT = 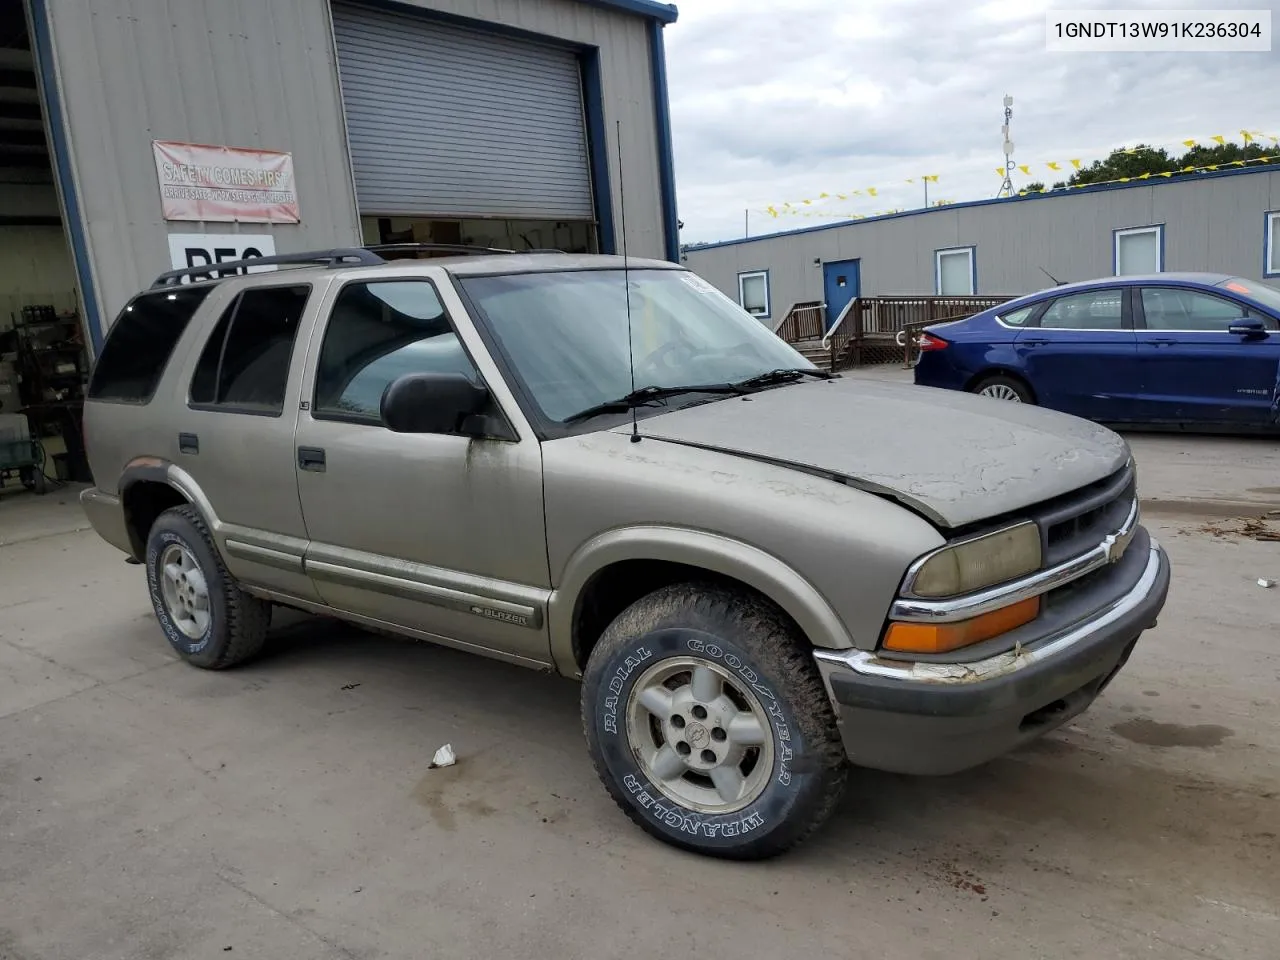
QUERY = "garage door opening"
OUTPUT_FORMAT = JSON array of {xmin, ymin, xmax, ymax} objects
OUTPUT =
[
  {"xmin": 360, "ymin": 216, "xmax": 595, "ymax": 255},
  {"xmin": 0, "ymin": 0, "xmax": 91, "ymax": 493},
  {"xmin": 334, "ymin": 2, "xmax": 603, "ymax": 256}
]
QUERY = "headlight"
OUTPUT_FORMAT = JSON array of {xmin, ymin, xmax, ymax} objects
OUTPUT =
[{"xmin": 907, "ymin": 521, "xmax": 1042, "ymax": 598}]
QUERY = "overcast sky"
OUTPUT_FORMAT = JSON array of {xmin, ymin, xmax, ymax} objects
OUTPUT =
[{"xmin": 664, "ymin": 0, "xmax": 1280, "ymax": 244}]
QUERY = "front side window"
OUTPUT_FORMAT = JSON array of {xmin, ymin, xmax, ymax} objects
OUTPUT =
[
  {"xmin": 1114, "ymin": 225, "xmax": 1163, "ymax": 276},
  {"xmin": 1140, "ymin": 288, "xmax": 1250, "ymax": 332},
  {"xmin": 459, "ymin": 268, "xmax": 812, "ymax": 427},
  {"xmin": 935, "ymin": 247, "xmax": 975, "ymax": 295},
  {"xmin": 1039, "ymin": 289, "xmax": 1124, "ymax": 330},
  {"xmin": 189, "ymin": 285, "xmax": 310, "ymax": 415},
  {"xmin": 88, "ymin": 287, "xmax": 213, "ymax": 402},
  {"xmin": 313, "ymin": 280, "xmax": 481, "ymax": 423},
  {"xmin": 737, "ymin": 270, "xmax": 770, "ymax": 319}
]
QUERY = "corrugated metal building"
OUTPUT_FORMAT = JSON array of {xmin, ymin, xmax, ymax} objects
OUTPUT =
[
  {"xmin": 4, "ymin": 0, "xmax": 680, "ymax": 352},
  {"xmin": 682, "ymin": 166, "xmax": 1280, "ymax": 330}
]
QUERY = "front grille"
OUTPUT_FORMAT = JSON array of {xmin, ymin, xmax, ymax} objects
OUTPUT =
[
  {"xmin": 1042, "ymin": 562, "xmax": 1112, "ymax": 612},
  {"xmin": 1030, "ymin": 463, "xmax": 1136, "ymax": 568}
]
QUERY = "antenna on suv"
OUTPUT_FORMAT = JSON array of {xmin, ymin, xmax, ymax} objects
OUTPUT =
[{"xmin": 618, "ymin": 120, "xmax": 640, "ymax": 445}]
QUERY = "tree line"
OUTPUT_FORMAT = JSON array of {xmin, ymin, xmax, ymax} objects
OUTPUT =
[{"xmin": 1022, "ymin": 141, "xmax": 1276, "ymax": 194}]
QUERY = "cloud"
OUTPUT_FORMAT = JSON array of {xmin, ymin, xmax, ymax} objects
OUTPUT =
[{"xmin": 664, "ymin": 0, "xmax": 1280, "ymax": 243}]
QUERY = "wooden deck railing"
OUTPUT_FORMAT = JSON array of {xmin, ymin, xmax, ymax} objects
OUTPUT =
[
  {"xmin": 820, "ymin": 295, "xmax": 1017, "ymax": 369},
  {"xmin": 773, "ymin": 301, "xmax": 826, "ymax": 341}
]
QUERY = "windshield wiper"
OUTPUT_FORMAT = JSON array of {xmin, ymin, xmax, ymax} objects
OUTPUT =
[
  {"xmin": 733, "ymin": 367, "xmax": 835, "ymax": 390},
  {"xmin": 562, "ymin": 383, "xmax": 744, "ymax": 425}
]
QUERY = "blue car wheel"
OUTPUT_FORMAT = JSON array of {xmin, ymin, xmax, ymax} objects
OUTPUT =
[{"xmin": 972, "ymin": 374, "xmax": 1034, "ymax": 404}]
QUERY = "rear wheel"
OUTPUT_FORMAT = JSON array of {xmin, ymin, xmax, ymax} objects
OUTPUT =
[
  {"xmin": 144, "ymin": 505, "xmax": 271, "ymax": 669},
  {"xmin": 581, "ymin": 583, "xmax": 848, "ymax": 859},
  {"xmin": 972, "ymin": 373, "xmax": 1033, "ymax": 404}
]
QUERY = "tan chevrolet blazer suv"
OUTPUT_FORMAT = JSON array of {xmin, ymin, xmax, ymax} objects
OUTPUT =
[{"xmin": 80, "ymin": 245, "xmax": 1171, "ymax": 859}]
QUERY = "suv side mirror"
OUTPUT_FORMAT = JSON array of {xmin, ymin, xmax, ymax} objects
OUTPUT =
[
  {"xmin": 1227, "ymin": 318, "xmax": 1268, "ymax": 340},
  {"xmin": 381, "ymin": 372, "xmax": 491, "ymax": 435}
]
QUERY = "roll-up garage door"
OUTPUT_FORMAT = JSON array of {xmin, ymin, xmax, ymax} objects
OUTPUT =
[{"xmin": 331, "ymin": 2, "xmax": 594, "ymax": 221}]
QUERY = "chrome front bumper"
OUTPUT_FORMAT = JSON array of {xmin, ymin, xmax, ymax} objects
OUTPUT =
[{"xmin": 812, "ymin": 539, "xmax": 1170, "ymax": 775}]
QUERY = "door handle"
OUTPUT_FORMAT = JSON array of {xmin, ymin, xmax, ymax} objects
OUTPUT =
[
  {"xmin": 298, "ymin": 446, "xmax": 327, "ymax": 472},
  {"xmin": 1145, "ymin": 338, "xmax": 1177, "ymax": 347},
  {"xmin": 1021, "ymin": 338, "xmax": 1050, "ymax": 346},
  {"xmin": 178, "ymin": 432, "xmax": 199, "ymax": 455}
]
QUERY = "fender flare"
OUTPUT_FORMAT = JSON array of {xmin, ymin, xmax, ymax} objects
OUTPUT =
[
  {"xmin": 118, "ymin": 457, "xmax": 223, "ymax": 554},
  {"xmin": 548, "ymin": 524, "xmax": 856, "ymax": 678}
]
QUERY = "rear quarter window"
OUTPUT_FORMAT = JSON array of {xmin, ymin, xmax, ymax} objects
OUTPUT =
[{"xmin": 88, "ymin": 287, "xmax": 213, "ymax": 402}]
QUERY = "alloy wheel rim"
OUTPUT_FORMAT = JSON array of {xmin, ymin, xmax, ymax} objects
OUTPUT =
[
  {"xmin": 159, "ymin": 543, "xmax": 211, "ymax": 639},
  {"xmin": 625, "ymin": 656, "xmax": 775, "ymax": 814},
  {"xmin": 980, "ymin": 383, "xmax": 1022, "ymax": 402}
]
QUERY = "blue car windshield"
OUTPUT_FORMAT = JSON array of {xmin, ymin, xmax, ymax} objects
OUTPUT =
[{"xmin": 1218, "ymin": 277, "xmax": 1280, "ymax": 313}]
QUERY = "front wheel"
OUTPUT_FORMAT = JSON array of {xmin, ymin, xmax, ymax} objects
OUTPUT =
[
  {"xmin": 581, "ymin": 583, "xmax": 848, "ymax": 859},
  {"xmin": 971, "ymin": 373, "xmax": 1034, "ymax": 404}
]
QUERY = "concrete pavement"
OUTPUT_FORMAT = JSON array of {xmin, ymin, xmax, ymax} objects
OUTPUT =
[{"xmin": 1, "ymin": 450, "xmax": 1278, "ymax": 959}]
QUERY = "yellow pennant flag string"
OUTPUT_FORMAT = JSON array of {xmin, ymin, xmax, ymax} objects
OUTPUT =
[
  {"xmin": 1015, "ymin": 153, "xmax": 1279, "ymax": 197},
  {"xmin": 765, "ymin": 129, "xmax": 1276, "ymax": 219},
  {"xmin": 766, "ymin": 176, "xmax": 937, "ymax": 217}
]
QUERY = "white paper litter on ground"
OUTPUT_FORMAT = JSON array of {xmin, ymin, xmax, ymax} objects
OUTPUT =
[
  {"xmin": 1258, "ymin": 579, "xmax": 1276, "ymax": 589},
  {"xmin": 429, "ymin": 744, "xmax": 456, "ymax": 768}
]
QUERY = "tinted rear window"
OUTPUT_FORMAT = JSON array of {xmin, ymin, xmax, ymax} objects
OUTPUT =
[
  {"xmin": 190, "ymin": 285, "xmax": 310, "ymax": 415},
  {"xmin": 88, "ymin": 287, "xmax": 212, "ymax": 402}
]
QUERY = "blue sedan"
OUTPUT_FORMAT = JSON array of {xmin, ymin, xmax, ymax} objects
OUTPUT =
[{"xmin": 913, "ymin": 273, "xmax": 1280, "ymax": 431}]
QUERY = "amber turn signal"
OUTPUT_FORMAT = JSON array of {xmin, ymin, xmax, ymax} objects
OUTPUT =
[{"xmin": 882, "ymin": 597, "xmax": 1041, "ymax": 654}]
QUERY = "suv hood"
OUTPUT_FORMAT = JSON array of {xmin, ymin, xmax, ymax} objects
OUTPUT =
[{"xmin": 620, "ymin": 377, "xmax": 1130, "ymax": 528}]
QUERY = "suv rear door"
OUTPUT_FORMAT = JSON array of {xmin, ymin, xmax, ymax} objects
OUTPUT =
[
  {"xmin": 292, "ymin": 271, "xmax": 551, "ymax": 664},
  {"xmin": 170, "ymin": 280, "xmax": 322, "ymax": 601}
]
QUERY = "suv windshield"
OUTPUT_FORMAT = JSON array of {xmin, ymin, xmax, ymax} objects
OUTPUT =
[{"xmin": 459, "ymin": 268, "xmax": 814, "ymax": 425}]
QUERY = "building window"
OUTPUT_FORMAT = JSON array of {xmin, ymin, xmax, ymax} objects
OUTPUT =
[
  {"xmin": 1114, "ymin": 225, "xmax": 1163, "ymax": 276},
  {"xmin": 738, "ymin": 270, "xmax": 770, "ymax": 319},
  {"xmin": 935, "ymin": 247, "xmax": 975, "ymax": 295},
  {"xmin": 1266, "ymin": 212, "xmax": 1280, "ymax": 277}
]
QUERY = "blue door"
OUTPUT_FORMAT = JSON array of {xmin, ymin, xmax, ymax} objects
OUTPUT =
[
  {"xmin": 1012, "ymin": 286, "xmax": 1141, "ymax": 420},
  {"xmin": 822, "ymin": 259, "xmax": 860, "ymax": 330},
  {"xmin": 1134, "ymin": 285, "xmax": 1280, "ymax": 426}
]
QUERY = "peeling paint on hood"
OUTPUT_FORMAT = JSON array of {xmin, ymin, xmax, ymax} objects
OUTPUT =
[{"xmin": 621, "ymin": 377, "xmax": 1130, "ymax": 528}]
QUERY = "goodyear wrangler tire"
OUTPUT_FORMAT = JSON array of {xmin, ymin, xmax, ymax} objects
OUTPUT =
[
  {"xmin": 145, "ymin": 505, "xmax": 271, "ymax": 669},
  {"xmin": 582, "ymin": 583, "xmax": 848, "ymax": 859}
]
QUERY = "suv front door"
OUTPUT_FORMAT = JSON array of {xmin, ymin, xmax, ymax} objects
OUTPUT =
[
  {"xmin": 1133, "ymin": 285, "xmax": 1280, "ymax": 426},
  {"xmin": 293, "ymin": 274, "xmax": 551, "ymax": 665}
]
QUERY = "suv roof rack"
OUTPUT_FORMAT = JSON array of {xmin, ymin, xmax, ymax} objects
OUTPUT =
[
  {"xmin": 150, "ymin": 242, "xmax": 567, "ymax": 288},
  {"xmin": 151, "ymin": 248, "xmax": 382, "ymax": 288}
]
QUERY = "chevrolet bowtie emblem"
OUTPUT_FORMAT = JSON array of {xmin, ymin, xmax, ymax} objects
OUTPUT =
[{"xmin": 1101, "ymin": 530, "xmax": 1130, "ymax": 563}]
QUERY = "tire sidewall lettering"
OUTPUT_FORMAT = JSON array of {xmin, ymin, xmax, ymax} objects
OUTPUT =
[
  {"xmin": 147, "ymin": 527, "xmax": 213, "ymax": 655},
  {"xmin": 590, "ymin": 627, "xmax": 808, "ymax": 847}
]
